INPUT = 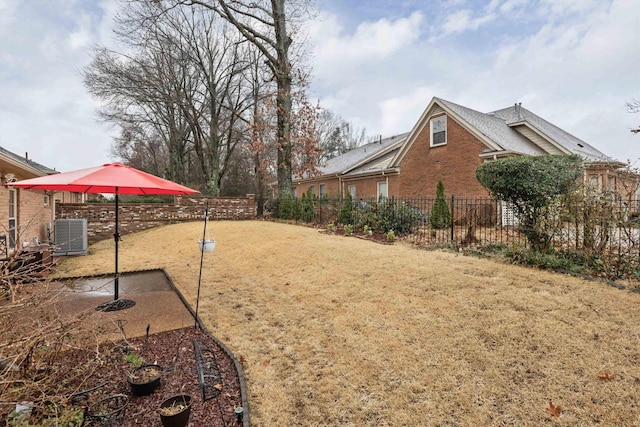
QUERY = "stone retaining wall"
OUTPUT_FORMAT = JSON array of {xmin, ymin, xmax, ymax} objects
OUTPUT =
[{"xmin": 56, "ymin": 195, "xmax": 255, "ymax": 243}]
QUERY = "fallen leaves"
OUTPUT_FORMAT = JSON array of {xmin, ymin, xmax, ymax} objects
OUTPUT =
[
  {"xmin": 597, "ymin": 372, "xmax": 613, "ymax": 381},
  {"xmin": 545, "ymin": 400, "xmax": 562, "ymax": 418}
]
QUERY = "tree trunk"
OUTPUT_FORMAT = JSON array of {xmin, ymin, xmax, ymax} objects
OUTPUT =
[
  {"xmin": 276, "ymin": 73, "xmax": 292, "ymax": 196},
  {"xmin": 273, "ymin": 0, "xmax": 292, "ymax": 197}
]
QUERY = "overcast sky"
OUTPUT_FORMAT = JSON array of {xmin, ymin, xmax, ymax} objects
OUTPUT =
[{"xmin": 0, "ymin": 0, "xmax": 639, "ymax": 173}]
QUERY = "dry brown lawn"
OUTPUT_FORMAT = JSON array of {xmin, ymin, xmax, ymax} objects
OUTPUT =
[{"xmin": 55, "ymin": 220, "xmax": 640, "ymax": 426}]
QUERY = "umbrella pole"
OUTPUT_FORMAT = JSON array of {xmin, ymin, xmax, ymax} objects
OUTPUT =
[
  {"xmin": 114, "ymin": 188, "xmax": 119, "ymax": 301},
  {"xmin": 195, "ymin": 201, "xmax": 208, "ymax": 329}
]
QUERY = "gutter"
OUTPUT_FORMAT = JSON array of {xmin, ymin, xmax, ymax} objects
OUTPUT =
[
  {"xmin": 478, "ymin": 150, "xmax": 520, "ymax": 160},
  {"xmin": 342, "ymin": 168, "xmax": 400, "ymax": 180}
]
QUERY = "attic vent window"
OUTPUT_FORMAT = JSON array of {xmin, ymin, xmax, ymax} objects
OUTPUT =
[
  {"xmin": 430, "ymin": 115, "xmax": 447, "ymax": 147},
  {"xmin": 577, "ymin": 143, "xmax": 584, "ymax": 148}
]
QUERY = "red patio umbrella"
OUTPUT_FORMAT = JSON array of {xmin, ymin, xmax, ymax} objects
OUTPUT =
[{"xmin": 13, "ymin": 163, "xmax": 198, "ymax": 301}]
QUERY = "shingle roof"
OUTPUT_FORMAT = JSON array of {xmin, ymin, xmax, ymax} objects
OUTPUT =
[
  {"xmin": 436, "ymin": 98, "xmax": 546, "ymax": 156},
  {"xmin": 490, "ymin": 105, "xmax": 613, "ymax": 162},
  {"xmin": 0, "ymin": 146, "xmax": 58, "ymax": 175},
  {"xmin": 316, "ymin": 133, "xmax": 409, "ymax": 176},
  {"xmin": 344, "ymin": 149, "xmax": 400, "ymax": 176}
]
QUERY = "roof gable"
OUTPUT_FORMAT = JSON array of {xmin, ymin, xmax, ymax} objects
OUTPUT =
[
  {"xmin": 391, "ymin": 98, "xmax": 545, "ymax": 166},
  {"xmin": 490, "ymin": 105, "xmax": 613, "ymax": 162}
]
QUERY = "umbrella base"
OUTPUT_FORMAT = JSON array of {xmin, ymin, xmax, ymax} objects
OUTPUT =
[{"xmin": 96, "ymin": 299, "xmax": 137, "ymax": 312}]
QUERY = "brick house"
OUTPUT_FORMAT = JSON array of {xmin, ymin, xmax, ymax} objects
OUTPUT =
[
  {"xmin": 0, "ymin": 146, "xmax": 82, "ymax": 252},
  {"xmin": 293, "ymin": 97, "xmax": 632, "ymax": 200}
]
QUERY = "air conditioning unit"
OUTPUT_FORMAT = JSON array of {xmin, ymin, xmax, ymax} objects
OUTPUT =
[{"xmin": 54, "ymin": 219, "xmax": 88, "ymax": 255}]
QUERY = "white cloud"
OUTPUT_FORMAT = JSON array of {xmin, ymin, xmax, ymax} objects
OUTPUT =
[
  {"xmin": 456, "ymin": 0, "xmax": 640, "ymax": 163},
  {"xmin": 310, "ymin": 11, "xmax": 424, "ymax": 84},
  {"xmin": 0, "ymin": 0, "xmax": 17, "ymax": 32},
  {"xmin": 499, "ymin": 0, "xmax": 529, "ymax": 14},
  {"xmin": 538, "ymin": 0, "xmax": 603, "ymax": 19},
  {"xmin": 0, "ymin": 0, "xmax": 117, "ymax": 172},
  {"xmin": 441, "ymin": 9, "xmax": 495, "ymax": 35},
  {"xmin": 378, "ymin": 87, "xmax": 439, "ymax": 135}
]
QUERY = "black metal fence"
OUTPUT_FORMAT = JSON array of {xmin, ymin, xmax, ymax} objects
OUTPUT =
[{"xmin": 268, "ymin": 195, "xmax": 640, "ymax": 277}]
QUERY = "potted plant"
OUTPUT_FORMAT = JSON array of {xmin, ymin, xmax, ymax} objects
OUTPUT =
[
  {"xmin": 158, "ymin": 394, "xmax": 192, "ymax": 427},
  {"xmin": 127, "ymin": 364, "xmax": 162, "ymax": 396}
]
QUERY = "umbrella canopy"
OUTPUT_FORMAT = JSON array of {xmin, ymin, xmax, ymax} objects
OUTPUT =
[
  {"xmin": 12, "ymin": 163, "xmax": 197, "ymax": 195},
  {"xmin": 13, "ymin": 163, "xmax": 199, "ymax": 301}
]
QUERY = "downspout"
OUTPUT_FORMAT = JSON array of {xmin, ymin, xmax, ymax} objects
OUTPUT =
[{"xmin": 386, "ymin": 175, "xmax": 389, "ymax": 197}]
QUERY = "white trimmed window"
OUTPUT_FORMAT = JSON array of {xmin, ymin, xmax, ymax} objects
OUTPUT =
[
  {"xmin": 430, "ymin": 115, "xmax": 447, "ymax": 146},
  {"xmin": 309, "ymin": 185, "xmax": 314, "ymax": 195},
  {"xmin": 44, "ymin": 195, "xmax": 50, "ymax": 206},
  {"xmin": 377, "ymin": 181, "xmax": 388, "ymax": 200},
  {"xmin": 319, "ymin": 183, "xmax": 326, "ymax": 197},
  {"xmin": 292, "ymin": 187, "xmax": 297, "ymax": 198},
  {"xmin": 348, "ymin": 185, "xmax": 356, "ymax": 199}
]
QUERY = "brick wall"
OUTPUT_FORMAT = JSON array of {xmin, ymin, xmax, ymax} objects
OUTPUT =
[
  {"xmin": 398, "ymin": 115, "xmax": 491, "ymax": 198},
  {"xmin": 56, "ymin": 195, "xmax": 256, "ymax": 243},
  {"xmin": 0, "ymin": 186, "xmax": 54, "ymax": 248},
  {"xmin": 342, "ymin": 174, "xmax": 399, "ymax": 200},
  {"xmin": 294, "ymin": 176, "xmax": 341, "ymax": 198},
  {"xmin": 18, "ymin": 189, "xmax": 53, "ymax": 245}
]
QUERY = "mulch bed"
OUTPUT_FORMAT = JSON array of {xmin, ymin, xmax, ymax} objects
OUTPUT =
[
  {"xmin": 85, "ymin": 327, "xmax": 242, "ymax": 426},
  {"xmin": 5, "ymin": 327, "xmax": 243, "ymax": 426}
]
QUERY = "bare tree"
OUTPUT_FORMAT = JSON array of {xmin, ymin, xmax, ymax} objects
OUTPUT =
[
  {"xmin": 626, "ymin": 98, "xmax": 640, "ymax": 134},
  {"xmin": 161, "ymin": 6, "xmax": 255, "ymax": 195},
  {"xmin": 84, "ymin": 44, "xmax": 193, "ymax": 184},
  {"xmin": 245, "ymin": 45, "xmax": 277, "ymax": 214},
  {"xmin": 111, "ymin": 123, "xmax": 169, "ymax": 176},
  {"xmin": 183, "ymin": 0, "xmax": 308, "ymax": 197},
  {"xmin": 85, "ymin": 1, "xmax": 259, "ymax": 194},
  {"xmin": 315, "ymin": 110, "xmax": 367, "ymax": 162}
]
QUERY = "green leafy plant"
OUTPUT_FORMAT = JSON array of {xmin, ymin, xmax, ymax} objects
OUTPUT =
[
  {"xmin": 338, "ymin": 192, "xmax": 353, "ymax": 225},
  {"xmin": 124, "ymin": 353, "xmax": 144, "ymax": 367},
  {"xmin": 343, "ymin": 224, "xmax": 353, "ymax": 235},
  {"xmin": 353, "ymin": 198, "xmax": 422, "ymax": 235},
  {"xmin": 430, "ymin": 180, "xmax": 451, "ymax": 229},
  {"xmin": 386, "ymin": 230, "xmax": 395, "ymax": 242},
  {"xmin": 327, "ymin": 222, "xmax": 336, "ymax": 233},
  {"xmin": 476, "ymin": 154, "xmax": 583, "ymax": 251},
  {"xmin": 300, "ymin": 189, "xmax": 316, "ymax": 223},
  {"xmin": 363, "ymin": 224, "xmax": 372, "ymax": 236},
  {"xmin": 278, "ymin": 192, "xmax": 295, "ymax": 220}
]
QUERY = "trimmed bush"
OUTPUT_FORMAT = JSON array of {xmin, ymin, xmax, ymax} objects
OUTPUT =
[
  {"xmin": 338, "ymin": 192, "xmax": 353, "ymax": 225},
  {"xmin": 430, "ymin": 180, "xmax": 451, "ymax": 229},
  {"xmin": 300, "ymin": 190, "xmax": 316, "ymax": 223},
  {"xmin": 278, "ymin": 193, "xmax": 295, "ymax": 220}
]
